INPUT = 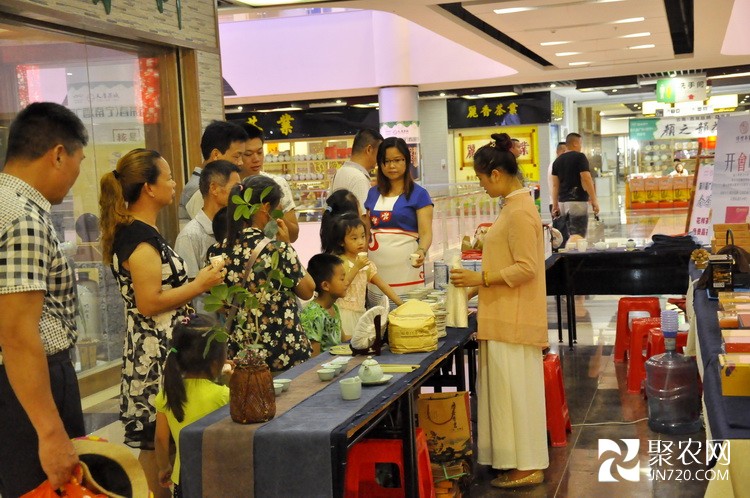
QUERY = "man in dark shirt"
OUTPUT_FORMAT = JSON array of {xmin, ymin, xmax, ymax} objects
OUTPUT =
[{"xmin": 551, "ymin": 132, "xmax": 600, "ymax": 239}]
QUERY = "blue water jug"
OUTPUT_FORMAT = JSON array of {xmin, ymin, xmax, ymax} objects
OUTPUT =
[{"xmin": 645, "ymin": 311, "xmax": 701, "ymax": 434}]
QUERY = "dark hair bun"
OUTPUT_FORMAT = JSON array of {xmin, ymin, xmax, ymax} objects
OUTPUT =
[{"xmin": 491, "ymin": 133, "xmax": 513, "ymax": 153}]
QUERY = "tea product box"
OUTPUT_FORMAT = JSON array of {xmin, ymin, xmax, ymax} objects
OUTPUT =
[
  {"xmin": 718, "ymin": 311, "xmax": 740, "ymax": 328},
  {"xmin": 739, "ymin": 313, "xmax": 750, "ymax": 328},
  {"xmin": 672, "ymin": 175, "xmax": 690, "ymax": 202},
  {"xmin": 722, "ymin": 329, "xmax": 750, "ymax": 353},
  {"xmin": 718, "ymin": 353, "xmax": 750, "ymax": 396},
  {"xmin": 644, "ymin": 177, "xmax": 660, "ymax": 203},
  {"xmin": 658, "ymin": 176, "xmax": 674, "ymax": 203},
  {"xmin": 629, "ymin": 177, "xmax": 645, "ymax": 204}
]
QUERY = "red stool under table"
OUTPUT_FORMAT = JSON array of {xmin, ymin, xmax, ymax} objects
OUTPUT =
[
  {"xmin": 626, "ymin": 318, "xmax": 662, "ymax": 394},
  {"xmin": 344, "ymin": 427, "xmax": 435, "ymax": 498},
  {"xmin": 614, "ymin": 297, "xmax": 661, "ymax": 363},
  {"xmin": 647, "ymin": 329, "xmax": 688, "ymax": 357},
  {"xmin": 543, "ymin": 353, "xmax": 572, "ymax": 447}
]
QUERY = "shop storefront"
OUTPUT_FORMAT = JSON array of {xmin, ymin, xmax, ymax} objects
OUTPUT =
[{"xmin": 0, "ymin": 0, "xmax": 222, "ymax": 391}]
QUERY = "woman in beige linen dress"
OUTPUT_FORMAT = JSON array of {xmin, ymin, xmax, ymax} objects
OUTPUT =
[{"xmin": 450, "ymin": 133, "xmax": 549, "ymax": 488}]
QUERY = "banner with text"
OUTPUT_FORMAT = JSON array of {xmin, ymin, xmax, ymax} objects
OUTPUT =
[
  {"xmin": 629, "ymin": 114, "xmax": 728, "ymax": 141},
  {"xmin": 710, "ymin": 115, "xmax": 750, "ymax": 227},
  {"xmin": 687, "ymin": 164, "xmax": 714, "ymax": 244}
]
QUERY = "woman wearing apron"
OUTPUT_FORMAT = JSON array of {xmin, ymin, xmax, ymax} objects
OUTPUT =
[{"xmin": 365, "ymin": 137, "xmax": 433, "ymax": 304}]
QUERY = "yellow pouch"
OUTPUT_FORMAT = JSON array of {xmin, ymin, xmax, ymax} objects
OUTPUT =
[{"xmin": 388, "ymin": 300, "xmax": 438, "ymax": 354}]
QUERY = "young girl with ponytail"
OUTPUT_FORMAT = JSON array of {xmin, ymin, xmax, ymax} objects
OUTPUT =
[
  {"xmin": 154, "ymin": 314, "xmax": 231, "ymax": 497},
  {"xmin": 99, "ymin": 149, "xmax": 225, "ymax": 496}
]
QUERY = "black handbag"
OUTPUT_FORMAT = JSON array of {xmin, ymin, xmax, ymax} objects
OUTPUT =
[{"xmin": 696, "ymin": 230, "xmax": 750, "ymax": 290}]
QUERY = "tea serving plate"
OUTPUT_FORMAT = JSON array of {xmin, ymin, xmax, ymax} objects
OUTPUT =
[
  {"xmin": 362, "ymin": 374, "xmax": 393, "ymax": 386},
  {"xmin": 329, "ymin": 344, "xmax": 353, "ymax": 355}
]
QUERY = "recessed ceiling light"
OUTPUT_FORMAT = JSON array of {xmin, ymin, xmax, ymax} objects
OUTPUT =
[
  {"xmin": 439, "ymin": 92, "xmax": 446, "ymax": 97},
  {"xmin": 612, "ymin": 89, "xmax": 618, "ymax": 93},
  {"xmin": 613, "ymin": 17, "xmax": 645, "ymax": 24},
  {"xmin": 493, "ymin": 7, "xmax": 535, "ymax": 14},
  {"xmin": 629, "ymin": 44, "xmax": 655, "ymax": 49},
  {"xmin": 569, "ymin": 62, "xmax": 591, "ymax": 66},
  {"xmin": 66, "ymin": 72, "xmax": 73, "ymax": 76},
  {"xmin": 620, "ymin": 32, "xmax": 651, "ymax": 38},
  {"xmin": 335, "ymin": 99, "xmax": 342, "ymax": 104},
  {"xmin": 541, "ymin": 41, "xmax": 571, "ymax": 46},
  {"xmin": 550, "ymin": 83, "xmax": 557, "ymax": 88},
  {"xmin": 237, "ymin": 106, "xmax": 243, "ymax": 111},
  {"xmin": 555, "ymin": 52, "xmax": 581, "ymax": 57}
]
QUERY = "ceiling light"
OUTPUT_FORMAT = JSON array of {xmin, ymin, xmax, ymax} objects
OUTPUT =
[
  {"xmin": 669, "ymin": 72, "xmax": 677, "ymax": 77},
  {"xmin": 612, "ymin": 89, "xmax": 618, "ymax": 93},
  {"xmin": 462, "ymin": 91, "xmax": 518, "ymax": 99},
  {"xmin": 711, "ymin": 71, "xmax": 750, "ymax": 80},
  {"xmin": 66, "ymin": 72, "xmax": 73, "ymax": 76},
  {"xmin": 439, "ymin": 92, "xmax": 446, "ymax": 97},
  {"xmin": 335, "ymin": 99, "xmax": 342, "ymax": 104},
  {"xmin": 541, "ymin": 41, "xmax": 570, "ymax": 46},
  {"xmin": 569, "ymin": 62, "xmax": 591, "ymax": 66},
  {"xmin": 493, "ymin": 7, "xmax": 535, "ymax": 14},
  {"xmin": 549, "ymin": 83, "xmax": 557, "ymax": 88},
  {"xmin": 620, "ymin": 32, "xmax": 651, "ymax": 38},
  {"xmin": 237, "ymin": 106, "xmax": 243, "ymax": 111},
  {"xmin": 613, "ymin": 17, "xmax": 645, "ymax": 24},
  {"xmin": 629, "ymin": 44, "xmax": 655, "ymax": 49},
  {"xmin": 257, "ymin": 106, "xmax": 303, "ymax": 113},
  {"xmin": 555, "ymin": 52, "xmax": 581, "ymax": 57}
]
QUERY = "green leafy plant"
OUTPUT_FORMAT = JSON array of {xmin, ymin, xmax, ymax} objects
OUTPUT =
[{"xmin": 201, "ymin": 185, "xmax": 295, "ymax": 360}]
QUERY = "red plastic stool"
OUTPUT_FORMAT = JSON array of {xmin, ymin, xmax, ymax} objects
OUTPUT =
[
  {"xmin": 647, "ymin": 329, "xmax": 688, "ymax": 357},
  {"xmin": 626, "ymin": 318, "xmax": 662, "ymax": 394},
  {"xmin": 543, "ymin": 354, "xmax": 571, "ymax": 447},
  {"xmin": 615, "ymin": 297, "xmax": 661, "ymax": 363},
  {"xmin": 344, "ymin": 427, "xmax": 435, "ymax": 498}
]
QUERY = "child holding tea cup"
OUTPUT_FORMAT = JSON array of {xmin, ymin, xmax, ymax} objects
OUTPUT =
[
  {"xmin": 301, "ymin": 253, "xmax": 348, "ymax": 355},
  {"xmin": 321, "ymin": 213, "xmax": 403, "ymax": 340},
  {"xmin": 154, "ymin": 314, "xmax": 233, "ymax": 497}
]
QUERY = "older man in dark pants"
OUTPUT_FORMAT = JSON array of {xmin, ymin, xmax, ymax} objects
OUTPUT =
[{"xmin": 0, "ymin": 102, "xmax": 88, "ymax": 497}]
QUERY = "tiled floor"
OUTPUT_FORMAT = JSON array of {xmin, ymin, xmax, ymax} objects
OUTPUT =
[{"xmin": 80, "ymin": 188, "xmax": 714, "ymax": 496}]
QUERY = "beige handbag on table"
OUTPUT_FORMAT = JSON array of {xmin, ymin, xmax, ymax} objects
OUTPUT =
[{"xmin": 388, "ymin": 300, "xmax": 438, "ymax": 354}]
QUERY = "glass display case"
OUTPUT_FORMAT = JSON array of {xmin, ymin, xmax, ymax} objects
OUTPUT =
[
  {"xmin": 637, "ymin": 139, "xmax": 702, "ymax": 175},
  {"xmin": 263, "ymin": 136, "xmax": 355, "ymax": 221}
]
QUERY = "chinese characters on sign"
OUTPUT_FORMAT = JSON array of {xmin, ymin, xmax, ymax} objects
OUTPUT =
[
  {"xmin": 687, "ymin": 163, "xmax": 714, "ymax": 244},
  {"xmin": 276, "ymin": 113, "xmax": 294, "ymax": 136},
  {"xmin": 710, "ymin": 116, "xmax": 750, "ymax": 225},
  {"xmin": 656, "ymin": 76, "xmax": 708, "ymax": 103},
  {"xmin": 629, "ymin": 115, "xmax": 727, "ymax": 141},
  {"xmin": 466, "ymin": 102, "xmax": 519, "ymax": 119}
]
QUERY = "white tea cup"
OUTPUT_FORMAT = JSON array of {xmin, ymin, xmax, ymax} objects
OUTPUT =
[
  {"xmin": 576, "ymin": 240, "xmax": 589, "ymax": 252},
  {"xmin": 410, "ymin": 253, "xmax": 421, "ymax": 266},
  {"xmin": 209, "ymin": 255, "xmax": 225, "ymax": 269},
  {"xmin": 340, "ymin": 376, "xmax": 362, "ymax": 400}
]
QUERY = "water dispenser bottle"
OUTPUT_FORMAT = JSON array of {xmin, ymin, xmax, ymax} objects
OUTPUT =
[{"xmin": 645, "ymin": 310, "xmax": 701, "ymax": 434}]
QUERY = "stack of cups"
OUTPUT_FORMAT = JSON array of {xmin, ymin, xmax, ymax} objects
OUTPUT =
[{"xmin": 661, "ymin": 309, "xmax": 680, "ymax": 351}]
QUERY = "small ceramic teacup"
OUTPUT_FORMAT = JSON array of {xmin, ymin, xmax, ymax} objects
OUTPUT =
[
  {"xmin": 577, "ymin": 240, "xmax": 589, "ymax": 252},
  {"xmin": 317, "ymin": 368, "xmax": 335, "ymax": 381},
  {"xmin": 340, "ymin": 377, "xmax": 362, "ymax": 400},
  {"xmin": 626, "ymin": 239, "xmax": 636, "ymax": 250},
  {"xmin": 273, "ymin": 382, "xmax": 283, "ymax": 396},
  {"xmin": 594, "ymin": 241, "xmax": 607, "ymax": 251},
  {"xmin": 275, "ymin": 378, "xmax": 291, "ymax": 392},
  {"xmin": 322, "ymin": 362, "xmax": 343, "ymax": 375}
]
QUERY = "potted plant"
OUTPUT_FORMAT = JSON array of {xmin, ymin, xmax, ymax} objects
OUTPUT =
[{"xmin": 202, "ymin": 185, "xmax": 295, "ymax": 424}]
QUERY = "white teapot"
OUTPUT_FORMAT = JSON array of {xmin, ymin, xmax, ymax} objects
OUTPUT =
[{"xmin": 358, "ymin": 356, "xmax": 383, "ymax": 383}]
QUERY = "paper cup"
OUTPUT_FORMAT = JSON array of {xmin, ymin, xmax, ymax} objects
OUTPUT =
[
  {"xmin": 209, "ymin": 255, "xmax": 224, "ymax": 269},
  {"xmin": 410, "ymin": 253, "xmax": 420, "ymax": 266},
  {"xmin": 577, "ymin": 240, "xmax": 588, "ymax": 252}
]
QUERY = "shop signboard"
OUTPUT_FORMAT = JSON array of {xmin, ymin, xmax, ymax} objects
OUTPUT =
[
  {"xmin": 234, "ymin": 106, "xmax": 379, "ymax": 139},
  {"xmin": 629, "ymin": 114, "xmax": 726, "ymax": 141},
  {"xmin": 656, "ymin": 102, "xmax": 713, "ymax": 117},
  {"xmin": 710, "ymin": 115, "xmax": 750, "ymax": 227},
  {"xmin": 656, "ymin": 76, "xmax": 707, "ymax": 103},
  {"xmin": 455, "ymin": 125, "xmax": 538, "ymax": 183},
  {"xmin": 447, "ymin": 94, "xmax": 551, "ymax": 129}
]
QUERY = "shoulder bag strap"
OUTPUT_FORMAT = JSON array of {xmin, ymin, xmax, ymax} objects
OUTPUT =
[{"xmin": 224, "ymin": 237, "xmax": 273, "ymax": 332}]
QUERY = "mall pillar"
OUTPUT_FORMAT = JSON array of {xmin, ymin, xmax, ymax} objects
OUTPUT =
[{"xmin": 378, "ymin": 86, "xmax": 421, "ymax": 180}]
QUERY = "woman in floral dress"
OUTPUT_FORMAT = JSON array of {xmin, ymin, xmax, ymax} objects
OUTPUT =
[
  {"xmin": 99, "ymin": 149, "xmax": 224, "ymax": 496},
  {"xmin": 211, "ymin": 175, "xmax": 315, "ymax": 371}
]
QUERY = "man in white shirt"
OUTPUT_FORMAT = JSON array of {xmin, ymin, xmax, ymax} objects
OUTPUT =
[
  {"xmin": 181, "ymin": 121, "xmax": 247, "ymax": 220},
  {"xmin": 239, "ymin": 123, "xmax": 300, "ymax": 242},
  {"xmin": 330, "ymin": 128, "xmax": 383, "ymax": 230},
  {"xmin": 175, "ymin": 160, "xmax": 241, "ymax": 278}
]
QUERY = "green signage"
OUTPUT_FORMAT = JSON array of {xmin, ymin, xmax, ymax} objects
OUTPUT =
[{"xmin": 628, "ymin": 118, "xmax": 659, "ymax": 141}]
